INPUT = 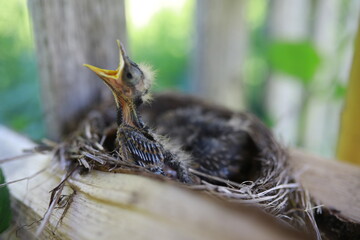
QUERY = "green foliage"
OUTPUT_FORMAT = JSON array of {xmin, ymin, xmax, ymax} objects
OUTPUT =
[
  {"xmin": 267, "ymin": 41, "xmax": 322, "ymax": 85},
  {"xmin": 333, "ymin": 83, "xmax": 347, "ymax": 99},
  {"xmin": 246, "ymin": 0, "xmax": 267, "ymax": 29},
  {"xmin": 0, "ymin": 168, "xmax": 11, "ymax": 233},
  {"xmin": 243, "ymin": 0, "xmax": 270, "ymax": 124},
  {"xmin": 127, "ymin": 1, "xmax": 194, "ymax": 91},
  {"xmin": 0, "ymin": 0, "xmax": 44, "ymax": 140}
]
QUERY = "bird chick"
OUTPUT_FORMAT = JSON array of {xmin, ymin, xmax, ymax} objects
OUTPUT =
[{"xmin": 84, "ymin": 41, "xmax": 191, "ymax": 183}]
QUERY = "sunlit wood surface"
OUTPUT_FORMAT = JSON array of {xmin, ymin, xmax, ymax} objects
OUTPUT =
[{"xmin": 0, "ymin": 126, "xmax": 304, "ymax": 240}]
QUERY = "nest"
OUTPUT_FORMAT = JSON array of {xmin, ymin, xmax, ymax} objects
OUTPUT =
[{"xmin": 47, "ymin": 93, "xmax": 320, "ymax": 239}]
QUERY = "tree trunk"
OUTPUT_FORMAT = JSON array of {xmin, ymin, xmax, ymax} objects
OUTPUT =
[
  {"xmin": 192, "ymin": 0, "xmax": 248, "ymax": 111},
  {"xmin": 28, "ymin": 0, "xmax": 127, "ymax": 140}
]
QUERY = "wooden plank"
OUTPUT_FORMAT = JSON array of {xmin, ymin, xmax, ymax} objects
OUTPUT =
[
  {"xmin": 289, "ymin": 149, "xmax": 360, "ymax": 222},
  {"xmin": 28, "ymin": 0, "xmax": 127, "ymax": 140},
  {"xmin": 0, "ymin": 126, "xmax": 303, "ymax": 240}
]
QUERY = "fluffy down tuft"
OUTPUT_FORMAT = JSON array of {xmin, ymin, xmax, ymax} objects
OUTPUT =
[{"xmin": 138, "ymin": 63, "xmax": 156, "ymax": 103}]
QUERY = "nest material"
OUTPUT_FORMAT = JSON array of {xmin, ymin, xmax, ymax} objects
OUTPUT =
[{"xmin": 51, "ymin": 93, "xmax": 320, "ymax": 238}]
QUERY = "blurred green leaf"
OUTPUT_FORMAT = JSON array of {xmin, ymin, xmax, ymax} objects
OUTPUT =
[
  {"xmin": 267, "ymin": 41, "xmax": 322, "ymax": 85},
  {"xmin": 333, "ymin": 83, "xmax": 347, "ymax": 99},
  {"xmin": 0, "ymin": 0, "xmax": 44, "ymax": 140},
  {"xmin": 0, "ymin": 168, "xmax": 11, "ymax": 233}
]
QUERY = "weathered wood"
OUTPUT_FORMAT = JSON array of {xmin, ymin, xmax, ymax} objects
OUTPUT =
[
  {"xmin": 2, "ymin": 126, "xmax": 360, "ymax": 239},
  {"xmin": 28, "ymin": 0, "xmax": 127, "ymax": 140},
  {"xmin": 289, "ymin": 149, "xmax": 360, "ymax": 222},
  {"xmin": 193, "ymin": 0, "xmax": 248, "ymax": 111},
  {"xmin": 0, "ymin": 126, "xmax": 303, "ymax": 240}
]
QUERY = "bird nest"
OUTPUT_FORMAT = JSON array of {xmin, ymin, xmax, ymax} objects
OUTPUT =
[{"xmin": 47, "ymin": 93, "xmax": 320, "ymax": 238}]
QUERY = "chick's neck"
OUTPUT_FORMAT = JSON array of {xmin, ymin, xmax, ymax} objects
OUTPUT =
[{"xmin": 116, "ymin": 94, "xmax": 143, "ymax": 129}]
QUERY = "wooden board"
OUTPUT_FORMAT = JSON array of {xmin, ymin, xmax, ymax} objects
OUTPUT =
[
  {"xmin": 289, "ymin": 149, "xmax": 360, "ymax": 222},
  {"xmin": 0, "ymin": 126, "xmax": 303, "ymax": 240},
  {"xmin": 2, "ymin": 126, "xmax": 360, "ymax": 239}
]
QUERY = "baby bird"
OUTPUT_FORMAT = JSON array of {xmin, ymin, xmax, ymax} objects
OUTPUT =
[
  {"xmin": 84, "ymin": 41, "xmax": 191, "ymax": 183},
  {"xmin": 141, "ymin": 94, "xmax": 259, "ymax": 183}
]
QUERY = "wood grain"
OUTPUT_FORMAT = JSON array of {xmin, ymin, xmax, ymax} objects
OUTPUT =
[
  {"xmin": 0, "ymin": 126, "xmax": 303, "ymax": 240},
  {"xmin": 289, "ymin": 149, "xmax": 360, "ymax": 222},
  {"xmin": 28, "ymin": 0, "xmax": 127, "ymax": 140},
  {"xmin": 2, "ymin": 127, "xmax": 360, "ymax": 239}
]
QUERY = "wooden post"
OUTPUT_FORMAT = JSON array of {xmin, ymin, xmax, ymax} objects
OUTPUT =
[
  {"xmin": 302, "ymin": 0, "xmax": 341, "ymax": 156},
  {"xmin": 337, "ymin": 20, "xmax": 360, "ymax": 165},
  {"xmin": 28, "ymin": 0, "xmax": 127, "ymax": 140},
  {"xmin": 265, "ymin": 0, "xmax": 311, "ymax": 145},
  {"xmin": 193, "ymin": 0, "xmax": 248, "ymax": 111},
  {"xmin": 303, "ymin": 0, "xmax": 360, "ymax": 157}
]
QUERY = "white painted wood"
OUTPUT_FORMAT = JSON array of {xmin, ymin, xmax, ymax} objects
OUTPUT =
[
  {"xmin": 193, "ymin": 0, "xmax": 248, "ymax": 111},
  {"xmin": 265, "ymin": 0, "xmax": 311, "ymax": 146}
]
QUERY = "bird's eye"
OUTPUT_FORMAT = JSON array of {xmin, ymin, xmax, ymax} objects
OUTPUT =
[{"xmin": 126, "ymin": 73, "xmax": 133, "ymax": 79}]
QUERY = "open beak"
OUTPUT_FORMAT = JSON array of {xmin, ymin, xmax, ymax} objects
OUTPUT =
[{"xmin": 84, "ymin": 40, "xmax": 127, "ymax": 91}]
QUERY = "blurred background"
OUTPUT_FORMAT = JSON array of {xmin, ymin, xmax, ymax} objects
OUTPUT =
[{"xmin": 1, "ymin": 0, "xmax": 359, "ymax": 160}]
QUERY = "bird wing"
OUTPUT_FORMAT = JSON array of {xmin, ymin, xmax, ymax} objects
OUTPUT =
[{"xmin": 124, "ymin": 130, "xmax": 165, "ymax": 165}]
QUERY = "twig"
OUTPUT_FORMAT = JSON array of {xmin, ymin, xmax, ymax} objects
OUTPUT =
[
  {"xmin": 0, "ymin": 152, "xmax": 38, "ymax": 164},
  {"xmin": 36, "ymin": 166, "xmax": 78, "ymax": 237},
  {"xmin": 0, "ymin": 167, "xmax": 47, "ymax": 188}
]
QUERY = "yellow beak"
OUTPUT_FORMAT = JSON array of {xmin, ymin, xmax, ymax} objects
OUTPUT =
[{"xmin": 83, "ymin": 40, "xmax": 127, "ymax": 90}]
